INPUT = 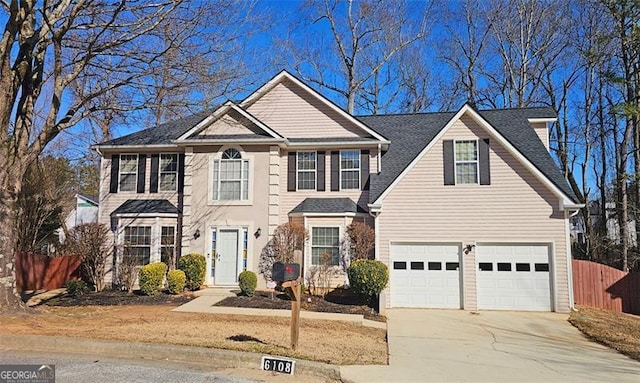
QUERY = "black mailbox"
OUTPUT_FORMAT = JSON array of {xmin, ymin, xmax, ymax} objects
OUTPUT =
[{"xmin": 272, "ymin": 262, "xmax": 300, "ymax": 282}]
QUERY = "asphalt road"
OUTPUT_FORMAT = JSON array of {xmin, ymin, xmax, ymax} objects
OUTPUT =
[{"xmin": 0, "ymin": 349, "xmax": 257, "ymax": 383}]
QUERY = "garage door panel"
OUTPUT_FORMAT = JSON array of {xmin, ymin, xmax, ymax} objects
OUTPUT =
[
  {"xmin": 477, "ymin": 245, "xmax": 552, "ymax": 311},
  {"xmin": 390, "ymin": 244, "xmax": 461, "ymax": 309}
]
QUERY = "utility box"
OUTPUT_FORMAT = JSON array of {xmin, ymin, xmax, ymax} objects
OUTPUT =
[{"xmin": 272, "ymin": 262, "xmax": 300, "ymax": 282}]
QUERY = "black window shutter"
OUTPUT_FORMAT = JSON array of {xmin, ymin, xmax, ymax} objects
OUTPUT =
[
  {"xmin": 150, "ymin": 154, "xmax": 159, "ymax": 193},
  {"xmin": 287, "ymin": 152, "xmax": 296, "ymax": 191},
  {"xmin": 317, "ymin": 151, "xmax": 325, "ymax": 191},
  {"xmin": 178, "ymin": 153, "xmax": 185, "ymax": 193},
  {"xmin": 137, "ymin": 154, "xmax": 146, "ymax": 193},
  {"xmin": 331, "ymin": 151, "xmax": 340, "ymax": 191},
  {"xmin": 361, "ymin": 150, "xmax": 370, "ymax": 191},
  {"xmin": 479, "ymin": 138, "xmax": 491, "ymax": 185},
  {"xmin": 110, "ymin": 155, "xmax": 119, "ymax": 193},
  {"xmin": 443, "ymin": 140, "xmax": 455, "ymax": 185}
]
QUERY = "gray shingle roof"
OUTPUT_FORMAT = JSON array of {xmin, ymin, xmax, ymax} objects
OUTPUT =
[
  {"xmin": 98, "ymin": 110, "xmax": 214, "ymax": 146},
  {"xmin": 290, "ymin": 198, "xmax": 366, "ymax": 214},
  {"xmin": 359, "ymin": 107, "xmax": 578, "ymax": 204},
  {"xmin": 288, "ymin": 137, "xmax": 380, "ymax": 143},
  {"xmin": 111, "ymin": 199, "xmax": 180, "ymax": 215}
]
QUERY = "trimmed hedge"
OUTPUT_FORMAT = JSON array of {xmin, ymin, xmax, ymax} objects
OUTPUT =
[
  {"xmin": 138, "ymin": 262, "xmax": 167, "ymax": 295},
  {"xmin": 347, "ymin": 259, "xmax": 389, "ymax": 304},
  {"xmin": 238, "ymin": 270, "xmax": 257, "ymax": 296},
  {"xmin": 167, "ymin": 269, "xmax": 186, "ymax": 294},
  {"xmin": 64, "ymin": 278, "xmax": 88, "ymax": 296},
  {"xmin": 178, "ymin": 253, "xmax": 206, "ymax": 291}
]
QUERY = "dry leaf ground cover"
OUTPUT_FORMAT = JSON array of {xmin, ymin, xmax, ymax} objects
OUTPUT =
[
  {"xmin": 0, "ymin": 304, "xmax": 387, "ymax": 365},
  {"xmin": 569, "ymin": 305, "xmax": 640, "ymax": 361}
]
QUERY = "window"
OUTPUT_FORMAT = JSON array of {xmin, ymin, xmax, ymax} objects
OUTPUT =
[
  {"xmin": 160, "ymin": 226, "xmax": 175, "ymax": 267},
  {"xmin": 211, "ymin": 230, "xmax": 217, "ymax": 277},
  {"xmin": 212, "ymin": 148, "xmax": 249, "ymax": 201},
  {"xmin": 340, "ymin": 150, "xmax": 360, "ymax": 189},
  {"xmin": 393, "ymin": 261, "xmax": 407, "ymax": 270},
  {"xmin": 516, "ymin": 263, "xmax": 531, "ymax": 272},
  {"xmin": 428, "ymin": 262, "xmax": 442, "ymax": 270},
  {"xmin": 159, "ymin": 154, "xmax": 178, "ymax": 192},
  {"xmin": 497, "ymin": 263, "xmax": 512, "ymax": 271},
  {"xmin": 410, "ymin": 262, "xmax": 424, "ymax": 270},
  {"xmin": 454, "ymin": 140, "xmax": 478, "ymax": 184},
  {"xmin": 311, "ymin": 227, "xmax": 340, "ymax": 266},
  {"xmin": 446, "ymin": 262, "xmax": 459, "ymax": 271},
  {"xmin": 535, "ymin": 263, "xmax": 549, "ymax": 272},
  {"xmin": 479, "ymin": 262, "xmax": 493, "ymax": 271},
  {"xmin": 119, "ymin": 154, "xmax": 138, "ymax": 192},
  {"xmin": 297, "ymin": 151, "xmax": 316, "ymax": 190},
  {"xmin": 123, "ymin": 226, "xmax": 151, "ymax": 265},
  {"xmin": 242, "ymin": 228, "xmax": 248, "ymax": 271}
]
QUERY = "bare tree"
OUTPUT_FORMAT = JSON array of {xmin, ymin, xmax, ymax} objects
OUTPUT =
[
  {"xmin": 287, "ymin": 0, "xmax": 431, "ymax": 114},
  {"xmin": 0, "ymin": 0, "xmax": 259, "ymax": 309}
]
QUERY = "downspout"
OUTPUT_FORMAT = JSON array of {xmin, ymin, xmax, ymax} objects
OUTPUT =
[
  {"xmin": 566, "ymin": 208, "xmax": 581, "ymax": 311},
  {"xmin": 377, "ymin": 144, "xmax": 382, "ymax": 173}
]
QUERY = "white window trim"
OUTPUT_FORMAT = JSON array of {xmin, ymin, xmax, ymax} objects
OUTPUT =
[
  {"xmin": 296, "ymin": 150, "xmax": 317, "ymax": 191},
  {"xmin": 209, "ymin": 146, "xmax": 253, "ymax": 206},
  {"xmin": 339, "ymin": 149, "xmax": 361, "ymax": 190},
  {"xmin": 454, "ymin": 139, "xmax": 479, "ymax": 185},
  {"xmin": 158, "ymin": 153, "xmax": 179, "ymax": 192},
  {"xmin": 118, "ymin": 154, "xmax": 138, "ymax": 193},
  {"xmin": 310, "ymin": 225, "xmax": 341, "ymax": 267},
  {"xmin": 122, "ymin": 225, "xmax": 152, "ymax": 265}
]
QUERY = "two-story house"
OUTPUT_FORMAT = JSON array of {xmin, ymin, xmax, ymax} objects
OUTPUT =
[{"xmin": 93, "ymin": 70, "xmax": 582, "ymax": 313}]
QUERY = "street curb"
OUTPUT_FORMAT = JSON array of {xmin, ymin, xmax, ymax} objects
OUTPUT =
[{"xmin": 0, "ymin": 334, "xmax": 341, "ymax": 381}]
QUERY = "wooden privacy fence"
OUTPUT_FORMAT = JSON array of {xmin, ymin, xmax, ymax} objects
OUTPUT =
[
  {"xmin": 15, "ymin": 252, "xmax": 82, "ymax": 291},
  {"xmin": 572, "ymin": 259, "xmax": 640, "ymax": 315}
]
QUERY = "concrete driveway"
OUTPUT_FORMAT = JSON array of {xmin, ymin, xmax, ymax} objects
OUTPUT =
[{"xmin": 341, "ymin": 309, "xmax": 640, "ymax": 382}]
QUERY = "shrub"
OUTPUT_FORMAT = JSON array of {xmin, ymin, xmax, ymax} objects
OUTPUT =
[
  {"xmin": 167, "ymin": 270, "xmax": 186, "ymax": 294},
  {"xmin": 238, "ymin": 270, "xmax": 257, "ymax": 296},
  {"xmin": 348, "ymin": 260, "xmax": 389, "ymax": 305},
  {"xmin": 258, "ymin": 222, "xmax": 308, "ymax": 285},
  {"xmin": 178, "ymin": 253, "xmax": 206, "ymax": 290},
  {"xmin": 117, "ymin": 251, "xmax": 139, "ymax": 293},
  {"xmin": 64, "ymin": 278, "xmax": 88, "ymax": 296},
  {"xmin": 62, "ymin": 223, "xmax": 111, "ymax": 292},
  {"xmin": 345, "ymin": 221, "xmax": 375, "ymax": 261},
  {"xmin": 138, "ymin": 262, "xmax": 167, "ymax": 295}
]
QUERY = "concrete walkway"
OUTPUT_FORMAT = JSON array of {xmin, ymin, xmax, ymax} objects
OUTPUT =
[
  {"xmin": 174, "ymin": 288, "xmax": 386, "ymax": 329},
  {"xmin": 340, "ymin": 309, "xmax": 640, "ymax": 383}
]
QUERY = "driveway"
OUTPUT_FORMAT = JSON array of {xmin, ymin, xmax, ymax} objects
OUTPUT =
[{"xmin": 341, "ymin": 309, "xmax": 640, "ymax": 382}]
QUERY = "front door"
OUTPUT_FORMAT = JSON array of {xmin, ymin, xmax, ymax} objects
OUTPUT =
[{"xmin": 215, "ymin": 229, "xmax": 239, "ymax": 285}]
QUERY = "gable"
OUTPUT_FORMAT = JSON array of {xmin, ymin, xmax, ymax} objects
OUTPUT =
[
  {"xmin": 245, "ymin": 79, "xmax": 371, "ymax": 139},
  {"xmin": 367, "ymin": 106, "xmax": 579, "ymax": 208},
  {"xmin": 195, "ymin": 109, "xmax": 269, "ymax": 138}
]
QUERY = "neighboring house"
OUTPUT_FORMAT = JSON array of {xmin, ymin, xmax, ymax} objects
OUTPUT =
[
  {"xmin": 570, "ymin": 201, "xmax": 637, "ymax": 247},
  {"xmin": 93, "ymin": 70, "xmax": 582, "ymax": 313},
  {"xmin": 57, "ymin": 194, "xmax": 99, "ymax": 244}
]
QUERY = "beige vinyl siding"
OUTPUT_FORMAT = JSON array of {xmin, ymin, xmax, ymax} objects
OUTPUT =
[
  {"xmin": 279, "ymin": 149, "xmax": 376, "ymax": 222},
  {"xmin": 377, "ymin": 114, "xmax": 569, "ymax": 312},
  {"xmin": 99, "ymin": 152, "xmax": 181, "ymax": 285},
  {"xmin": 196, "ymin": 112, "xmax": 259, "ymax": 137},
  {"xmin": 246, "ymin": 80, "xmax": 368, "ymax": 138},
  {"xmin": 530, "ymin": 121, "xmax": 549, "ymax": 150}
]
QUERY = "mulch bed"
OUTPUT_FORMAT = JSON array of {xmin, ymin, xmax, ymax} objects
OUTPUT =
[
  {"xmin": 43, "ymin": 290, "xmax": 195, "ymax": 307},
  {"xmin": 215, "ymin": 288, "xmax": 386, "ymax": 322}
]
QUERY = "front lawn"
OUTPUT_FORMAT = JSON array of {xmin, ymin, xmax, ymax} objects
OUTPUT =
[
  {"xmin": 569, "ymin": 306, "xmax": 640, "ymax": 361},
  {"xmin": 215, "ymin": 288, "xmax": 386, "ymax": 322},
  {"xmin": 0, "ymin": 304, "xmax": 387, "ymax": 365}
]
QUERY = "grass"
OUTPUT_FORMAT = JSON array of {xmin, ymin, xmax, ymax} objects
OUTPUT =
[
  {"xmin": 569, "ymin": 306, "xmax": 640, "ymax": 361},
  {"xmin": 0, "ymin": 304, "xmax": 387, "ymax": 365}
]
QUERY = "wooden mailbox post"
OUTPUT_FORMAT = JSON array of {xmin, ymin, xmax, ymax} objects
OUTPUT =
[{"xmin": 281, "ymin": 278, "xmax": 301, "ymax": 350}]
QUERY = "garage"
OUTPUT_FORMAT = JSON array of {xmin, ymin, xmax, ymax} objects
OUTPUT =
[
  {"xmin": 390, "ymin": 243, "xmax": 461, "ymax": 308},
  {"xmin": 476, "ymin": 244, "xmax": 552, "ymax": 311}
]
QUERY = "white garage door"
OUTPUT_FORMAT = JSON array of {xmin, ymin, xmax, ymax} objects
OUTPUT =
[
  {"xmin": 476, "ymin": 244, "xmax": 552, "ymax": 311},
  {"xmin": 390, "ymin": 244, "xmax": 461, "ymax": 308}
]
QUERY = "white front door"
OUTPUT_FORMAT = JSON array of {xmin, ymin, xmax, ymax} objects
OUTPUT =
[
  {"xmin": 215, "ymin": 229, "xmax": 239, "ymax": 285},
  {"xmin": 390, "ymin": 243, "xmax": 461, "ymax": 308},
  {"xmin": 476, "ymin": 244, "xmax": 552, "ymax": 311}
]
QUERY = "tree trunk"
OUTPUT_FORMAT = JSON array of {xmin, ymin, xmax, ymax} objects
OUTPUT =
[{"xmin": 0, "ymin": 187, "xmax": 24, "ymax": 310}]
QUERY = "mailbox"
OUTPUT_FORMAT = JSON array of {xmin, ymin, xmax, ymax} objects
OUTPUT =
[{"xmin": 272, "ymin": 262, "xmax": 300, "ymax": 282}]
